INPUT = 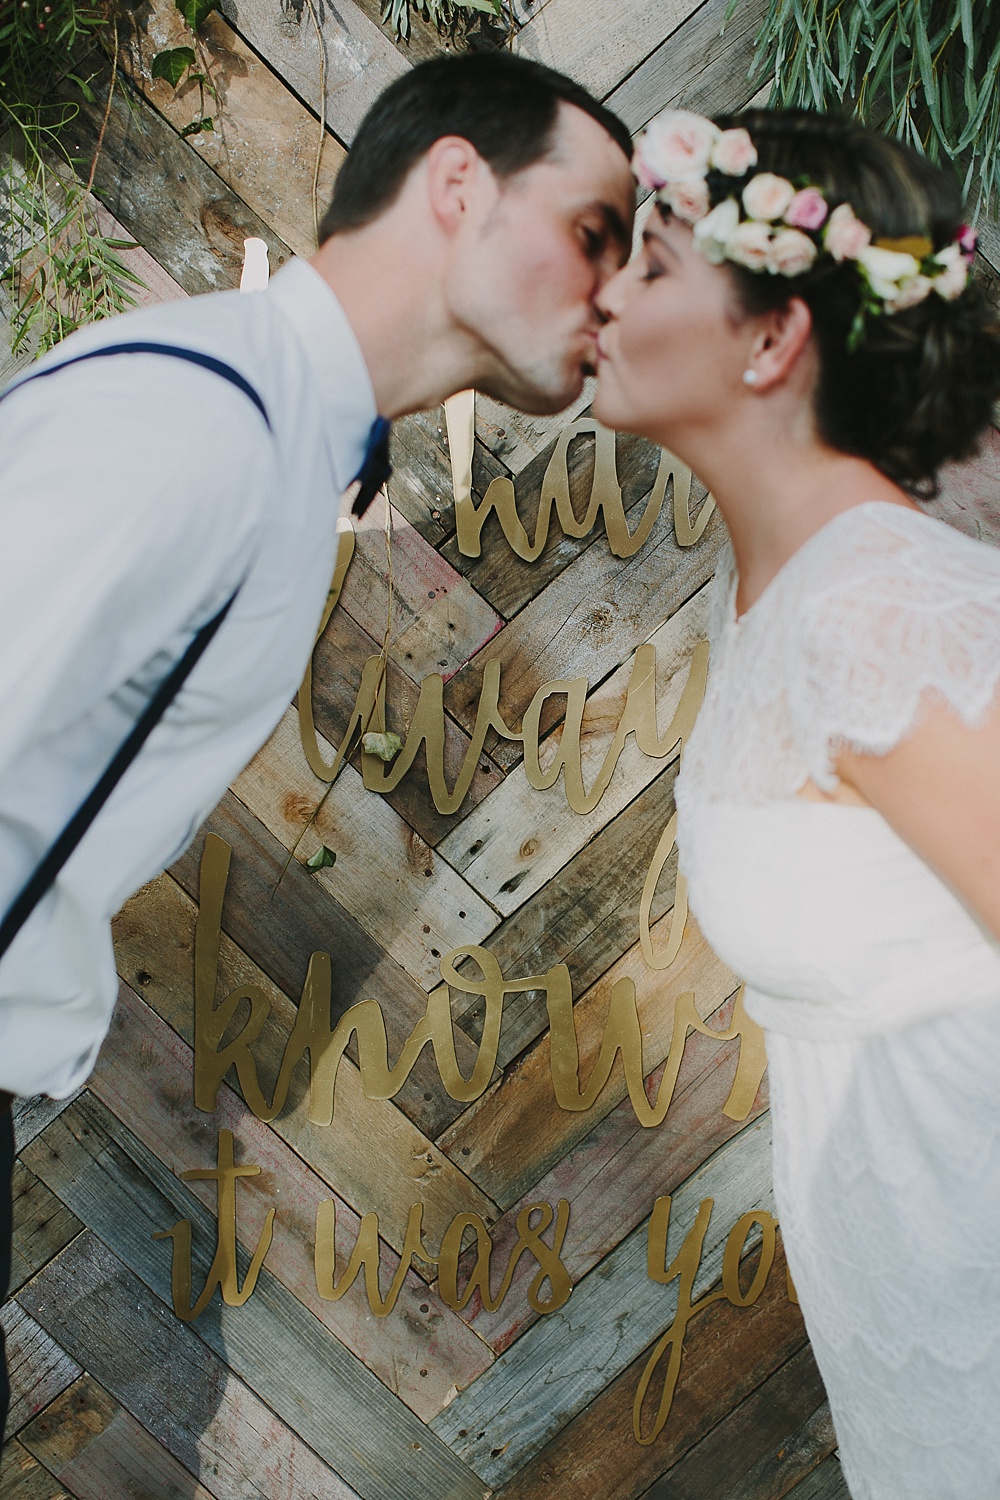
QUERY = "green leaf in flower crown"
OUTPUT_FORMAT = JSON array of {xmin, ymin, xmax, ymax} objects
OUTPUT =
[
  {"xmin": 175, "ymin": 0, "xmax": 218, "ymax": 31},
  {"xmin": 306, "ymin": 845, "xmax": 337, "ymax": 871},
  {"xmin": 362, "ymin": 731, "xmax": 403, "ymax": 762},
  {"xmin": 151, "ymin": 47, "xmax": 196, "ymax": 87}
]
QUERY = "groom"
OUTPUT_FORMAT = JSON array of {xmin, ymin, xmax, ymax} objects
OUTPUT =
[{"xmin": 0, "ymin": 51, "xmax": 634, "ymax": 1430}]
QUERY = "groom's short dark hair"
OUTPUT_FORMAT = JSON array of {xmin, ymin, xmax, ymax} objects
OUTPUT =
[{"xmin": 319, "ymin": 52, "xmax": 632, "ymax": 240}]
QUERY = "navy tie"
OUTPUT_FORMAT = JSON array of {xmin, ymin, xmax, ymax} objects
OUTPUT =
[{"xmin": 351, "ymin": 416, "xmax": 392, "ymax": 516}]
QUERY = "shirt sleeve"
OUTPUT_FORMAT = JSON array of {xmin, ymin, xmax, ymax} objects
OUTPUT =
[
  {"xmin": 785, "ymin": 510, "xmax": 1000, "ymax": 791},
  {"xmin": 0, "ymin": 352, "xmax": 273, "ymax": 785}
]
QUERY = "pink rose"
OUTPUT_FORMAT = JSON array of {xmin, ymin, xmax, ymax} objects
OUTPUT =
[
  {"xmin": 823, "ymin": 202, "xmax": 871, "ymax": 262},
  {"xmin": 785, "ymin": 187, "xmax": 828, "ymax": 231},
  {"xmin": 667, "ymin": 180, "xmax": 710, "ymax": 223},
  {"xmin": 727, "ymin": 219, "xmax": 774, "ymax": 270},
  {"xmin": 638, "ymin": 109, "xmax": 720, "ymax": 186},
  {"xmin": 741, "ymin": 173, "xmax": 795, "ymax": 223},
  {"xmin": 767, "ymin": 227, "xmax": 818, "ymax": 277},
  {"xmin": 710, "ymin": 128, "xmax": 757, "ymax": 177},
  {"xmin": 958, "ymin": 225, "xmax": 978, "ymax": 264},
  {"xmin": 633, "ymin": 151, "xmax": 666, "ymax": 191}
]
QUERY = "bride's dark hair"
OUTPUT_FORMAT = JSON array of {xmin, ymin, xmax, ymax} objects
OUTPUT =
[{"xmin": 709, "ymin": 109, "xmax": 1000, "ymax": 497}]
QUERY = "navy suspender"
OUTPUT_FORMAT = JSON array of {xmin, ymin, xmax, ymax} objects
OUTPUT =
[{"xmin": 0, "ymin": 342, "xmax": 270, "ymax": 960}]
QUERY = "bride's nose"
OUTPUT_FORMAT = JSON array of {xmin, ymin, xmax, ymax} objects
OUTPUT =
[{"xmin": 595, "ymin": 262, "xmax": 629, "ymax": 321}]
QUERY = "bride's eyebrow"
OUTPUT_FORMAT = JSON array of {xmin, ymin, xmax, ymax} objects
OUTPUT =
[{"xmin": 642, "ymin": 229, "xmax": 678, "ymax": 262}]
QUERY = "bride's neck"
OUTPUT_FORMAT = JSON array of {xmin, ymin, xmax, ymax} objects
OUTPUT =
[{"xmin": 672, "ymin": 413, "xmax": 915, "ymax": 617}]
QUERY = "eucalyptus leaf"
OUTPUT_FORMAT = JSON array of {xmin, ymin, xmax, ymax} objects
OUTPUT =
[
  {"xmin": 362, "ymin": 730, "xmax": 404, "ymax": 762},
  {"xmin": 306, "ymin": 845, "xmax": 337, "ymax": 871}
]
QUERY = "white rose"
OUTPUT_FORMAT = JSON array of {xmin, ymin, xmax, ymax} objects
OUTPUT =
[
  {"xmin": 741, "ymin": 173, "xmax": 795, "ymax": 223},
  {"xmin": 640, "ymin": 109, "xmax": 720, "ymax": 185},
  {"xmin": 767, "ymin": 227, "xmax": 818, "ymax": 277},
  {"xmin": 667, "ymin": 180, "xmax": 710, "ymax": 223},
  {"xmin": 856, "ymin": 245, "xmax": 921, "ymax": 303},
  {"xmin": 884, "ymin": 275, "xmax": 933, "ymax": 312},
  {"xmin": 710, "ymin": 128, "xmax": 757, "ymax": 177},
  {"xmin": 931, "ymin": 243, "xmax": 969, "ymax": 301},
  {"xmin": 727, "ymin": 219, "xmax": 774, "ymax": 270},
  {"xmin": 692, "ymin": 197, "xmax": 740, "ymax": 264}
]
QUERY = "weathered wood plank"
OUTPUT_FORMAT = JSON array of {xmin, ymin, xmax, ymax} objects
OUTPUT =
[
  {"xmin": 430, "ymin": 1116, "xmax": 773, "ymax": 1486},
  {"xmin": 930, "ymin": 424, "xmax": 1000, "ymax": 547},
  {"xmin": 8, "ymin": 1165, "xmax": 82, "ymax": 1298},
  {"xmin": 309, "ymin": 603, "xmax": 505, "ymax": 849},
  {"xmin": 18, "ymin": 1233, "xmax": 359, "ymax": 1500},
  {"xmin": 782, "ymin": 1455, "xmax": 849, "ymax": 1500},
  {"xmin": 21, "ymin": 1103, "xmax": 489, "ymax": 1500},
  {"xmin": 170, "ymin": 792, "xmax": 483, "ymax": 1137},
  {"xmin": 450, "ymin": 762, "xmax": 680, "ymax": 1052},
  {"xmin": 218, "ymin": 0, "xmax": 408, "ymax": 145},
  {"xmin": 443, "ymin": 512, "xmax": 722, "ymax": 754},
  {"xmin": 11, "ymin": 1097, "xmax": 78, "ymax": 1156},
  {"xmin": 438, "ymin": 589, "xmax": 710, "ymax": 912},
  {"xmin": 121, "ymin": 0, "xmax": 344, "ymax": 258},
  {"xmin": 66, "ymin": 62, "xmax": 291, "ymax": 294},
  {"xmin": 232, "ymin": 708, "xmax": 500, "ymax": 990},
  {"xmin": 604, "ymin": 0, "xmax": 771, "ymax": 133},
  {"xmin": 492, "ymin": 1238, "xmax": 806, "ymax": 1500},
  {"xmin": 436, "ymin": 915, "xmax": 740, "ymax": 1208},
  {"xmin": 638, "ymin": 1347, "xmax": 834, "ymax": 1500},
  {"xmin": 89, "ymin": 984, "xmax": 495, "ymax": 1417},
  {"xmin": 513, "ymin": 0, "xmax": 703, "ymax": 102},
  {"xmin": 1, "ymin": 1305, "xmax": 81, "ymax": 1439},
  {"xmin": 457, "ymin": 991, "xmax": 768, "ymax": 1353},
  {"xmin": 0, "ymin": 1443, "xmax": 71, "ymax": 1500},
  {"xmin": 20, "ymin": 1376, "xmax": 218, "ymax": 1500},
  {"xmin": 340, "ymin": 494, "xmax": 503, "ymax": 683}
]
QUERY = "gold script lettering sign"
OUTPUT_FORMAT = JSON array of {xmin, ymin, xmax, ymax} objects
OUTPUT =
[
  {"xmin": 153, "ymin": 1128, "xmax": 274, "ymax": 1321},
  {"xmin": 298, "ymin": 628, "xmax": 709, "ymax": 817},
  {"xmin": 444, "ymin": 391, "xmax": 716, "ymax": 559},
  {"xmin": 634, "ymin": 1197, "xmax": 784, "ymax": 1444},
  {"xmin": 316, "ymin": 1198, "xmax": 572, "ymax": 1318},
  {"xmin": 193, "ymin": 836, "xmax": 766, "ymax": 1128}
]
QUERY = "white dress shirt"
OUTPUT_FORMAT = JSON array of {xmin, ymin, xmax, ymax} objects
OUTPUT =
[{"xmin": 0, "ymin": 258, "xmax": 377, "ymax": 1096}]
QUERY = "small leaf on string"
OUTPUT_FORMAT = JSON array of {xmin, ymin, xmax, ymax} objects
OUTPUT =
[
  {"xmin": 362, "ymin": 730, "xmax": 403, "ymax": 762},
  {"xmin": 305, "ymin": 845, "xmax": 337, "ymax": 871},
  {"xmin": 179, "ymin": 116, "xmax": 214, "ymax": 137},
  {"xmin": 151, "ymin": 46, "xmax": 196, "ymax": 86}
]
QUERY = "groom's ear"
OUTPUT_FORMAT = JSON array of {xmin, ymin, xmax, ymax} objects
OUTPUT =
[
  {"xmin": 749, "ymin": 297, "xmax": 814, "ymax": 392},
  {"xmin": 424, "ymin": 135, "xmax": 492, "ymax": 237}
]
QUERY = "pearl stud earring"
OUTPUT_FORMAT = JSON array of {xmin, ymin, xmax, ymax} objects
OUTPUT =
[{"xmin": 742, "ymin": 369, "xmax": 758, "ymax": 386}]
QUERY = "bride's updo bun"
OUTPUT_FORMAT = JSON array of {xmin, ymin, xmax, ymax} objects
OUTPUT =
[{"xmin": 711, "ymin": 109, "xmax": 1000, "ymax": 496}]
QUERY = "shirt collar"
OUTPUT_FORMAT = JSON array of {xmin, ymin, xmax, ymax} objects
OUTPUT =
[{"xmin": 266, "ymin": 257, "xmax": 378, "ymax": 493}]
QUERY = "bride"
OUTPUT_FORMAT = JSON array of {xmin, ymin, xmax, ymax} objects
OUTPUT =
[{"xmin": 593, "ymin": 107, "xmax": 1000, "ymax": 1499}]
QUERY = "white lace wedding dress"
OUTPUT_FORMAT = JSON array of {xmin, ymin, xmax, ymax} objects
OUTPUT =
[{"xmin": 674, "ymin": 501, "xmax": 1000, "ymax": 1500}]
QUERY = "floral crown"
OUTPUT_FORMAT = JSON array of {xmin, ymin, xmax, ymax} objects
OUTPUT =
[{"xmin": 634, "ymin": 109, "xmax": 977, "ymax": 347}]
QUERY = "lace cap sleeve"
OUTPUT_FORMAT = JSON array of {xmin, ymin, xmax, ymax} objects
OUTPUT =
[{"xmin": 786, "ymin": 506, "xmax": 1000, "ymax": 791}]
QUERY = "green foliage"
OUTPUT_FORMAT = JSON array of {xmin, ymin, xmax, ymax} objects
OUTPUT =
[
  {"xmin": 744, "ymin": 0, "xmax": 1000, "ymax": 212},
  {"xmin": 305, "ymin": 845, "xmax": 337, "ymax": 871},
  {"xmin": 174, "ymin": 0, "xmax": 216, "ymax": 30},
  {"xmin": 150, "ymin": 44, "xmax": 196, "ymax": 86},
  {"xmin": 381, "ymin": 0, "xmax": 506, "ymax": 44},
  {"xmin": 0, "ymin": 0, "xmax": 148, "ymax": 351}
]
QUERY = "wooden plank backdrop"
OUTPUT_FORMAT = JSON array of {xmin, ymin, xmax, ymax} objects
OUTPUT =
[{"xmin": 4, "ymin": 1, "xmax": 1000, "ymax": 1496}]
